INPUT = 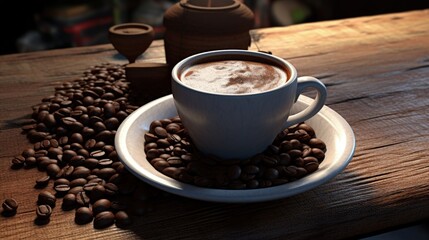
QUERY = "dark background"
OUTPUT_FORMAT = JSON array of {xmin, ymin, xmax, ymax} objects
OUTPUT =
[{"xmin": 1, "ymin": 0, "xmax": 428, "ymax": 55}]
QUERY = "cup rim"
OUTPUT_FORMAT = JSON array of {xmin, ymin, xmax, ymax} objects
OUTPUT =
[
  {"xmin": 109, "ymin": 23, "xmax": 154, "ymax": 36},
  {"xmin": 180, "ymin": 0, "xmax": 240, "ymax": 11},
  {"xmin": 172, "ymin": 49, "xmax": 298, "ymax": 97}
]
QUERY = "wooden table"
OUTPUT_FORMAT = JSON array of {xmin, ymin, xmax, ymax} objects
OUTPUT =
[{"xmin": 1, "ymin": 10, "xmax": 428, "ymax": 240}]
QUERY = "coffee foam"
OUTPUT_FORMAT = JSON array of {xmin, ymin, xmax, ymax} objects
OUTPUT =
[{"xmin": 180, "ymin": 60, "xmax": 286, "ymax": 94}]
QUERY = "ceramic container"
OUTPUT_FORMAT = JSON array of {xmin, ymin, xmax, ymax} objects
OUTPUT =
[
  {"xmin": 163, "ymin": 0, "xmax": 254, "ymax": 66},
  {"xmin": 108, "ymin": 23, "xmax": 154, "ymax": 63}
]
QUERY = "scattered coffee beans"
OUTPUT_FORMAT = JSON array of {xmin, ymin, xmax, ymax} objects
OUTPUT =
[
  {"xmin": 144, "ymin": 118, "xmax": 327, "ymax": 189},
  {"xmin": 9, "ymin": 63, "xmax": 159, "ymax": 229}
]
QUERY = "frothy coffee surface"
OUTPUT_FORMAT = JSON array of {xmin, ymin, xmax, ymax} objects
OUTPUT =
[{"xmin": 180, "ymin": 60, "xmax": 286, "ymax": 94}]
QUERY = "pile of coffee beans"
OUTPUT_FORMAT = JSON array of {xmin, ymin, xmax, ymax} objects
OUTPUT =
[
  {"xmin": 8, "ymin": 63, "xmax": 162, "ymax": 228},
  {"xmin": 144, "ymin": 117, "xmax": 326, "ymax": 189}
]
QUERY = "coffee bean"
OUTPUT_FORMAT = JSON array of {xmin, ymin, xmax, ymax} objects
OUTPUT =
[
  {"xmin": 70, "ymin": 178, "xmax": 88, "ymax": 188},
  {"xmin": 108, "ymin": 173, "xmax": 121, "ymax": 184},
  {"xmin": 11, "ymin": 155, "xmax": 25, "ymax": 169},
  {"xmin": 36, "ymin": 175, "xmax": 51, "ymax": 187},
  {"xmin": 103, "ymin": 103, "xmax": 116, "ymax": 118},
  {"xmin": 246, "ymin": 179, "xmax": 259, "ymax": 188},
  {"xmin": 95, "ymin": 130, "xmax": 113, "ymax": 144},
  {"xmin": 153, "ymin": 159, "xmax": 169, "ymax": 171},
  {"xmin": 97, "ymin": 168, "xmax": 116, "ymax": 180},
  {"xmin": 90, "ymin": 184, "xmax": 106, "ymax": 201},
  {"xmin": 62, "ymin": 150, "xmax": 77, "ymax": 162},
  {"xmin": 302, "ymin": 147, "xmax": 312, "ymax": 158},
  {"xmin": 293, "ymin": 157, "xmax": 305, "ymax": 167},
  {"xmin": 39, "ymin": 158, "xmax": 58, "ymax": 170},
  {"xmin": 162, "ymin": 167, "xmax": 182, "ymax": 178},
  {"xmin": 90, "ymin": 150, "xmax": 106, "ymax": 158},
  {"xmin": 93, "ymin": 121, "xmax": 107, "ymax": 132},
  {"xmin": 288, "ymin": 149, "xmax": 303, "ymax": 158},
  {"xmin": 54, "ymin": 184, "xmax": 71, "ymax": 195},
  {"xmin": 84, "ymin": 158, "xmax": 99, "ymax": 169},
  {"xmin": 2, "ymin": 198, "xmax": 18, "ymax": 212},
  {"xmin": 94, "ymin": 211, "xmax": 115, "ymax": 229},
  {"xmin": 226, "ymin": 165, "xmax": 241, "ymax": 180},
  {"xmin": 46, "ymin": 164, "xmax": 61, "ymax": 177},
  {"xmin": 83, "ymin": 182, "xmax": 99, "ymax": 193},
  {"xmin": 59, "ymin": 165, "xmax": 75, "ymax": 179},
  {"xmin": 103, "ymin": 183, "xmax": 118, "ymax": 197},
  {"xmin": 304, "ymin": 161, "xmax": 319, "ymax": 173},
  {"xmin": 166, "ymin": 156, "xmax": 182, "ymax": 167},
  {"xmin": 34, "ymin": 149, "xmax": 48, "ymax": 158},
  {"xmin": 88, "ymin": 177, "xmax": 106, "ymax": 185},
  {"xmin": 62, "ymin": 193, "xmax": 76, "ymax": 210},
  {"xmin": 54, "ymin": 178, "xmax": 70, "ymax": 186},
  {"xmin": 47, "ymin": 147, "xmax": 63, "ymax": 159},
  {"xmin": 297, "ymin": 123, "xmax": 315, "ymax": 137},
  {"xmin": 309, "ymin": 138, "xmax": 326, "ymax": 150},
  {"xmin": 92, "ymin": 199, "xmax": 111, "ymax": 215},
  {"xmin": 82, "ymin": 127, "xmax": 95, "ymax": 138},
  {"xmin": 69, "ymin": 186, "xmax": 84, "ymax": 195},
  {"xmin": 115, "ymin": 211, "xmax": 132, "ymax": 228},
  {"xmin": 94, "ymin": 141, "xmax": 106, "ymax": 149},
  {"xmin": 144, "ymin": 133, "xmax": 158, "ymax": 143},
  {"xmin": 156, "ymin": 139, "xmax": 170, "ymax": 148},
  {"xmin": 76, "ymin": 148, "xmax": 89, "ymax": 158},
  {"xmin": 263, "ymin": 168, "xmax": 279, "ymax": 180},
  {"xmin": 70, "ymin": 155, "xmax": 85, "ymax": 166},
  {"xmin": 36, "ymin": 204, "xmax": 52, "ymax": 220},
  {"xmin": 72, "ymin": 166, "xmax": 91, "ymax": 179},
  {"xmin": 104, "ymin": 117, "xmax": 119, "ymax": 130},
  {"xmin": 41, "ymin": 139, "xmax": 52, "ymax": 149},
  {"xmin": 98, "ymin": 159, "xmax": 113, "ymax": 167},
  {"xmin": 76, "ymin": 191, "xmax": 91, "ymax": 207},
  {"xmin": 154, "ymin": 127, "xmax": 168, "ymax": 138},
  {"xmin": 84, "ymin": 139, "xmax": 97, "ymax": 150},
  {"xmin": 24, "ymin": 156, "xmax": 37, "ymax": 168},
  {"xmin": 22, "ymin": 148, "xmax": 35, "ymax": 158},
  {"xmin": 312, "ymin": 148, "xmax": 325, "ymax": 161},
  {"xmin": 38, "ymin": 191, "xmax": 56, "ymax": 207},
  {"xmin": 70, "ymin": 133, "xmax": 83, "ymax": 144},
  {"xmin": 75, "ymin": 207, "xmax": 93, "ymax": 225},
  {"xmin": 261, "ymin": 156, "xmax": 278, "ymax": 166}
]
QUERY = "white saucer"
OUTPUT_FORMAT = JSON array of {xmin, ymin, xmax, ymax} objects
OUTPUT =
[{"xmin": 115, "ymin": 94, "xmax": 355, "ymax": 203}]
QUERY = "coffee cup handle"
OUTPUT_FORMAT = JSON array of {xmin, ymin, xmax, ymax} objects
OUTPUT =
[{"xmin": 285, "ymin": 76, "xmax": 327, "ymax": 127}]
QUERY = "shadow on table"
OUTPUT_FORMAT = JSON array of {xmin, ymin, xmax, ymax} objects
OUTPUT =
[{"xmin": 122, "ymin": 169, "xmax": 388, "ymax": 239}]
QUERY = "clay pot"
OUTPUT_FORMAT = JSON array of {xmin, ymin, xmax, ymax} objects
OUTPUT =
[
  {"xmin": 108, "ymin": 23, "xmax": 154, "ymax": 63},
  {"xmin": 163, "ymin": 0, "xmax": 254, "ymax": 66}
]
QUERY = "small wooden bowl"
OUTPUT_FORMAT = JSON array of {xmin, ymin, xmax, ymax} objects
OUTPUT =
[{"xmin": 108, "ymin": 23, "xmax": 154, "ymax": 63}]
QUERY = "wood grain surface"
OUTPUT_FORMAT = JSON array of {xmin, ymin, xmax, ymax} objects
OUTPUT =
[{"xmin": 1, "ymin": 9, "xmax": 429, "ymax": 240}]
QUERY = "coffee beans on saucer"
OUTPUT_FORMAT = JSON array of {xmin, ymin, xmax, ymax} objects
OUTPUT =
[{"xmin": 144, "ymin": 118, "xmax": 326, "ymax": 189}]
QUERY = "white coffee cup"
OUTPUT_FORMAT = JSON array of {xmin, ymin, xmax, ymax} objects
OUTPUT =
[{"xmin": 171, "ymin": 50, "xmax": 327, "ymax": 159}]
